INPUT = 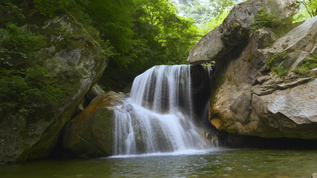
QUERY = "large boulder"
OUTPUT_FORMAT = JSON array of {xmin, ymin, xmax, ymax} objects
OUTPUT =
[
  {"xmin": 187, "ymin": 0, "xmax": 299, "ymax": 64},
  {"xmin": 209, "ymin": 15, "xmax": 317, "ymax": 139},
  {"xmin": 63, "ymin": 92, "xmax": 124, "ymax": 158},
  {"xmin": 187, "ymin": 27, "xmax": 231, "ymax": 64},
  {"xmin": 0, "ymin": 10, "xmax": 106, "ymax": 163}
]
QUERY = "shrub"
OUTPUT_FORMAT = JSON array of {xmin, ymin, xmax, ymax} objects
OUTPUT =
[
  {"xmin": 33, "ymin": 0, "xmax": 69, "ymax": 17},
  {"xmin": 294, "ymin": 55, "xmax": 317, "ymax": 76},
  {"xmin": 0, "ymin": 23, "xmax": 63, "ymax": 116},
  {"xmin": 251, "ymin": 7, "xmax": 284, "ymax": 32},
  {"xmin": 0, "ymin": 23, "xmax": 45, "ymax": 69},
  {"xmin": 266, "ymin": 51, "xmax": 289, "ymax": 77}
]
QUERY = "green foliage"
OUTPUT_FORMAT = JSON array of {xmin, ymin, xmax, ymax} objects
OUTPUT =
[
  {"xmin": 0, "ymin": 66, "xmax": 63, "ymax": 115},
  {"xmin": 301, "ymin": 0, "xmax": 317, "ymax": 18},
  {"xmin": 170, "ymin": 0, "xmax": 237, "ymax": 28},
  {"xmin": 33, "ymin": 0, "xmax": 69, "ymax": 17},
  {"xmin": 293, "ymin": 4, "xmax": 311, "ymax": 23},
  {"xmin": 200, "ymin": 9, "xmax": 230, "ymax": 34},
  {"xmin": 0, "ymin": 65, "xmax": 62, "ymax": 114},
  {"xmin": 293, "ymin": 0, "xmax": 317, "ymax": 23},
  {"xmin": 0, "ymin": 0, "xmax": 25, "ymax": 25},
  {"xmin": 0, "ymin": 23, "xmax": 45, "ymax": 69},
  {"xmin": 66, "ymin": 0, "xmax": 200, "ymax": 90},
  {"xmin": 294, "ymin": 55, "xmax": 317, "ymax": 75},
  {"xmin": 252, "ymin": 7, "xmax": 284, "ymax": 32},
  {"xmin": 266, "ymin": 51, "xmax": 289, "ymax": 77},
  {"xmin": 84, "ymin": 0, "xmax": 135, "ymax": 54},
  {"xmin": 0, "ymin": 22, "xmax": 63, "ymax": 116},
  {"xmin": 271, "ymin": 66, "xmax": 289, "ymax": 77}
]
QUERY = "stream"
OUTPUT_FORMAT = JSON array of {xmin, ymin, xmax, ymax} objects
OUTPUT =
[{"xmin": 1, "ymin": 148, "xmax": 317, "ymax": 177}]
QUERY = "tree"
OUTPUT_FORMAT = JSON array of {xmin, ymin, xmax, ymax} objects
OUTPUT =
[
  {"xmin": 94, "ymin": 0, "xmax": 200, "ymax": 91},
  {"xmin": 170, "ymin": 0, "xmax": 239, "ymax": 28},
  {"xmin": 301, "ymin": 0, "xmax": 317, "ymax": 17},
  {"xmin": 33, "ymin": 0, "xmax": 69, "ymax": 16}
]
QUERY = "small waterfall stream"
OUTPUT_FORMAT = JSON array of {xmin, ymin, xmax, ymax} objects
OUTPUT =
[{"xmin": 113, "ymin": 65, "xmax": 209, "ymax": 155}]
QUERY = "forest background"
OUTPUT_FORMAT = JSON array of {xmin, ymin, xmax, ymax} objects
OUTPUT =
[{"xmin": 0, "ymin": 0, "xmax": 316, "ymax": 116}]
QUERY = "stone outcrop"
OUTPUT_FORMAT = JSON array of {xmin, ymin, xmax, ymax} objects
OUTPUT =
[
  {"xmin": 209, "ymin": 14, "xmax": 317, "ymax": 139},
  {"xmin": 188, "ymin": 0, "xmax": 317, "ymax": 140},
  {"xmin": 64, "ymin": 92, "xmax": 124, "ymax": 158},
  {"xmin": 187, "ymin": 0, "xmax": 299, "ymax": 64},
  {"xmin": 0, "ymin": 10, "xmax": 106, "ymax": 163}
]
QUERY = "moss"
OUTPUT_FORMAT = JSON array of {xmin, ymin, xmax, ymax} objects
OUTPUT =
[
  {"xmin": 211, "ymin": 95, "xmax": 217, "ymax": 104},
  {"xmin": 267, "ymin": 51, "xmax": 288, "ymax": 68},
  {"xmin": 251, "ymin": 5, "xmax": 285, "ymax": 32},
  {"xmin": 294, "ymin": 55, "xmax": 317, "ymax": 76},
  {"xmin": 266, "ymin": 51, "xmax": 289, "ymax": 77},
  {"xmin": 271, "ymin": 66, "xmax": 289, "ymax": 77},
  {"xmin": 248, "ymin": 47, "xmax": 253, "ymax": 62}
]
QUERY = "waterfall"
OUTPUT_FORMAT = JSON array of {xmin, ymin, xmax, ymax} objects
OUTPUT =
[{"xmin": 113, "ymin": 65, "xmax": 209, "ymax": 155}]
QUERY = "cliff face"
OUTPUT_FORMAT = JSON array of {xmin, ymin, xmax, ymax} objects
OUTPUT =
[
  {"xmin": 188, "ymin": 0, "xmax": 317, "ymax": 139},
  {"xmin": 0, "ymin": 9, "xmax": 106, "ymax": 163}
]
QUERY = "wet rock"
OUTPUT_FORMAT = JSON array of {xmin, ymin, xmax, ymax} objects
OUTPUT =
[
  {"xmin": 190, "ymin": 65, "xmax": 213, "ymax": 128},
  {"xmin": 64, "ymin": 92, "xmax": 124, "ymax": 158}
]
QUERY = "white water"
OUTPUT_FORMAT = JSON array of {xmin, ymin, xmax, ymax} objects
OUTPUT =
[{"xmin": 113, "ymin": 65, "xmax": 208, "ymax": 155}]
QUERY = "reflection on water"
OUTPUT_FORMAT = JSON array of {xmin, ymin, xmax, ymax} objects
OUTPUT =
[{"xmin": 1, "ymin": 148, "xmax": 317, "ymax": 178}]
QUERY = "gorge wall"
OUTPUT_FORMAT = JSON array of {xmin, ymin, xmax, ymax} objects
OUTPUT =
[
  {"xmin": 188, "ymin": 0, "xmax": 317, "ymax": 141},
  {"xmin": 0, "ymin": 8, "xmax": 106, "ymax": 163}
]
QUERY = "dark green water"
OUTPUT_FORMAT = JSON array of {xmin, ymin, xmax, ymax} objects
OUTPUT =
[{"xmin": 1, "ymin": 148, "xmax": 317, "ymax": 178}]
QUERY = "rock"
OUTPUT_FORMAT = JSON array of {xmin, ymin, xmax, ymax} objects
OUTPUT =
[
  {"xmin": 187, "ymin": 0, "xmax": 299, "ymax": 64},
  {"xmin": 64, "ymin": 92, "xmax": 125, "ymax": 158},
  {"xmin": 0, "ymin": 10, "xmax": 106, "ymax": 163},
  {"xmin": 312, "ymin": 173, "xmax": 317, "ymax": 178},
  {"xmin": 86, "ymin": 83, "xmax": 106, "ymax": 101},
  {"xmin": 187, "ymin": 27, "xmax": 231, "ymax": 64},
  {"xmin": 260, "ymin": 16, "xmax": 317, "ymax": 75},
  {"xmin": 190, "ymin": 65, "xmax": 213, "ymax": 128},
  {"xmin": 209, "ymin": 16, "xmax": 317, "ymax": 140},
  {"xmin": 262, "ymin": 16, "xmax": 317, "ymax": 55},
  {"xmin": 219, "ymin": 0, "xmax": 262, "ymax": 47}
]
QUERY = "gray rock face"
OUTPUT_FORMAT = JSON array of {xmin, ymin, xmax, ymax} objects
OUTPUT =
[
  {"xmin": 187, "ymin": 0, "xmax": 299, "ymax": 64},
  {"xmin": 210, "ymin": 15, "xmax": 317, "ymax": 139},
  {"xmin": 0, "ymin": 11, "xmax": 106, "ymax": 163},
  {"xmin": 86, "ymin": 84, "xmax": 106, "ymax": 101},
  {"xmin": 220, "ymin": 0, "xmax": 262, "ymax": 46},
  {"xmin": 187, "ymin": 27, "xmax": 231, "ymax": 64},
  {"xmin": 261, "ymin": 16, "xmax": 317, "ymax": 74}
]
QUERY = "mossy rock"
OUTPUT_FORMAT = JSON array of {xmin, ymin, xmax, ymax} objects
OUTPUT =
[{"xmin": 64, "ymin": 92, "xmax": 125, "ymax": 158}]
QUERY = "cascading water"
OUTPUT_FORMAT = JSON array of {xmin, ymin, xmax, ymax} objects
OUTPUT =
[{"xmin": 113, "ymin": 65, "xmax": 209, "ymax": 155}]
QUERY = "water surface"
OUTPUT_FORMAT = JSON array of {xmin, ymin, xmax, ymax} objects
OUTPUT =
[{"xmin": 1, "ymin": 148, "xmax": 317, "ymax": 177}]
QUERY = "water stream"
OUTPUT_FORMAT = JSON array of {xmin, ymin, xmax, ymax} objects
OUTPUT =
[
  {"xmin": 113, "ymin": 65, "xmax": 208, "ymax": 155},
  {"xmin": 1, "ymin": 149, "xmax": 317, "ymax": 177}
]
